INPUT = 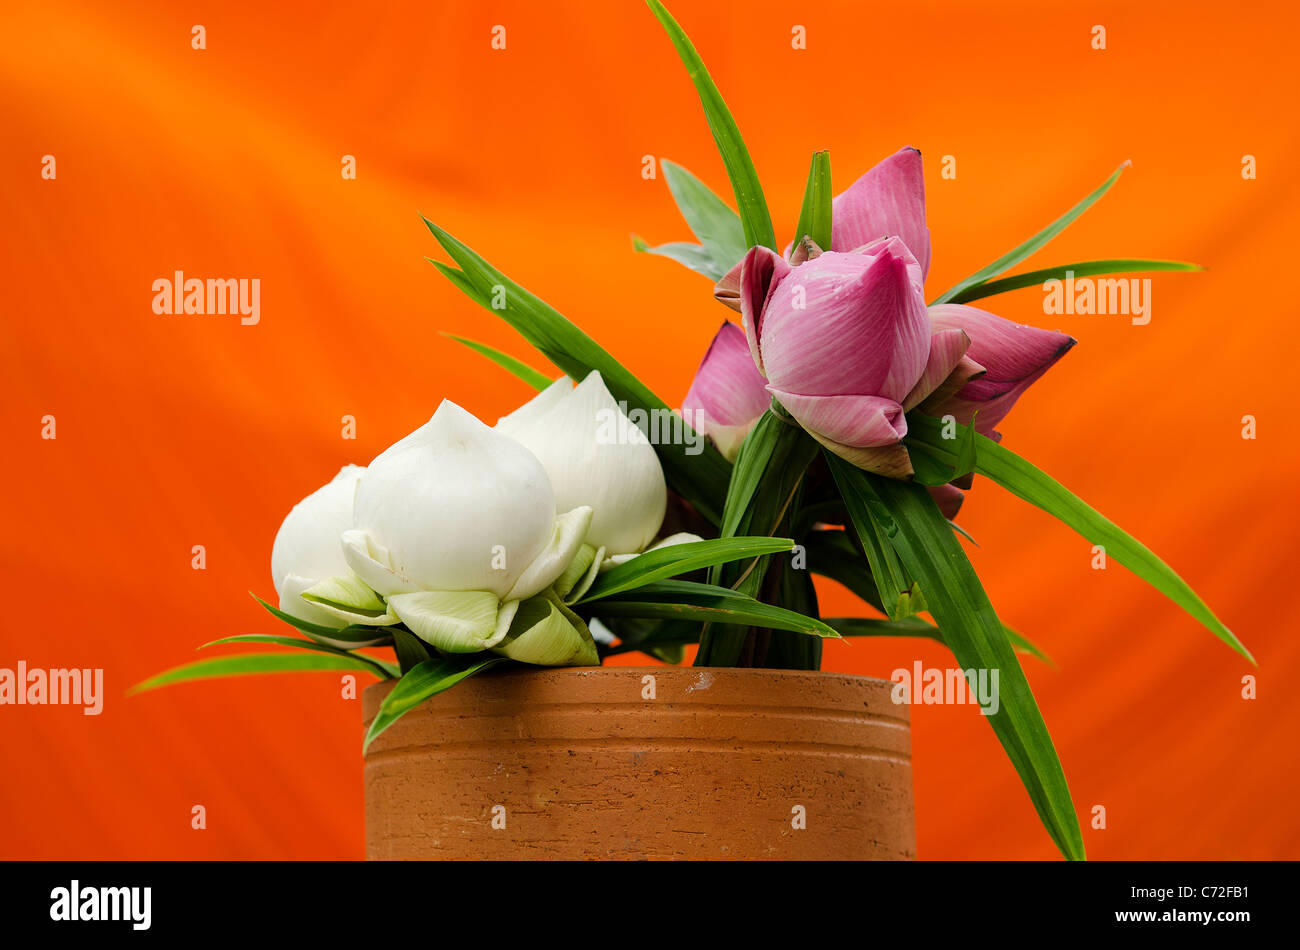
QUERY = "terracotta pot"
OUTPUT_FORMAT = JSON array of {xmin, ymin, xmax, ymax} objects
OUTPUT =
[{"xmin": 362, "ymin": 666, "xmax": 914, "ymax": 860}]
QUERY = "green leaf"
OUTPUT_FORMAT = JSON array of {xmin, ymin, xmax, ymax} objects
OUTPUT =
[
  {"xmin": 198, "ymin": 634, "xmax": 399, "ymax": 679},
  {"xmin": 129, "ymin": 652, "xmax": 392, "ymax": 695},
  {"xmin": 364, "ymin": 656, "xmax": 510, "ymax": 751},
  {"xmin": 424, "ymin": 220, "xmax": 731, "ymax": 525},
  {"xmin": 596, "ymin": 579, "xmax": 840, "ymax": 640},
  {"xmin": 630, "ymin": 235, "xmax": 724, "ymax": 281},
  {"xmin": 946, "ymin": 259, "xmax": 1203, "ymax": 305},
  {"xmin": 793, "ymin": 150, "xmax": 832, "ymax": 251},
  {"xmin": 905, "ymin": 414, "xmax": 1252, "ymax": 662},
  {"xmin": 391, "ymin": 628, "xmax": 434, "ymax": 676},
  {"xmin": 661, "ymin": 159, "xmax": 748, "ymax": 273},
  {"xmin": 827, "ymin": 461, "xmax": 925, "ymax": 620},
  {"xmin": 581, "ymin": 536, "xmax": 796, "ymax": 602},
  {"xmin": 829, "ymin": 459, "xmax": 1084, "ymax": 860},
  {"xmin": 646, "ymin": 0, "xmax": 776, "ymax": 251},
  {"xmin": 442, "ymin": 334, "xmax": 552, "ymax": 390},
  {"xmin": 250, "ymin": 594, "xmax": 393, "ymax": 645},
  {"xmin": 695, "ymin": 408, "xmax": 821, "ymax": 666},
  {"xmin": 931, "ymin": 161, "xmax": 1130, "ymax": 306}
]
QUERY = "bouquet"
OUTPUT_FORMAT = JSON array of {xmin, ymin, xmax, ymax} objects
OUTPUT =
[{"xmin": 136, "ymin": 1, "xmax": 1249, "ymax": 861}]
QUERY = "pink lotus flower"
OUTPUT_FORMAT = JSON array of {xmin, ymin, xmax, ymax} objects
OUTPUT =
[{"xmin": 690, "ymin": 146, "xmax": 1074, "ymax": 481}]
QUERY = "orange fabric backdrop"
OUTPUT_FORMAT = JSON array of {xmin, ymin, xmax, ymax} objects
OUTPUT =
[{"xmin": 2, "ymin": 0, "xmax": 1296, "ymax": 859}]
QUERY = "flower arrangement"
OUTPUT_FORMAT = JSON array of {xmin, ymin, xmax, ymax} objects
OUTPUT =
[{"xmin": 135, "ymin": 1, "xmax": 1249, "ymax": 861}]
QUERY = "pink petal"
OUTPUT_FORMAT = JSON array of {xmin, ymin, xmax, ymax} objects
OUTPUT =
[
  {"xmin": 832, "ymin": 146, "xmax": 931, "ymax": 279},
  {"xmin": 902, "ymin": 327, "xmax": 971, "ymax": 411},
  {"xmin": 736, "ymin": 245, "xmax": 791, "ymax": 376},
  {"xmin": 768, "ymin": 389, "xmax": 907, "ymax": 447},
  {"xmin": 760, "ymin": 240, "xmax": 929, "ymax": 404},
  {"xmin": 811, "ymin": 435, "xmax": 915, "ymax": 479},
  {"xmin": 713, "ymin": 258, "xmax": 743, "ymax": 313},
  {"xmin": 681, "ymin": 322, "xmax": 771, "ymax": 461},
  {"xmin": 928, "ymin": 483, "xmax": 964, "ymax": 520},
  {"xmin": 926, "ymin": 304, "xmax": 1075, "ymax": 433}
]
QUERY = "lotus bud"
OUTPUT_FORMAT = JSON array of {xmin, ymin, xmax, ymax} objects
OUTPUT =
[
  {"xmin": 497, "ymin": 371, "xmax": 667, "ymax": 557},
  {"xmin": 341, "ymin": 400, "xmax": 592, "ymax": 654}
]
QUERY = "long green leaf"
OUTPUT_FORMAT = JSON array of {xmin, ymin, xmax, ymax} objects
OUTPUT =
[
  {"xmin": 130, "ymin": 652, "xmax": 391, "ymax": 695},
  {"xmin": 793, "ymin": 150, "xmax": 832, "ymax": 251},
  {"xmin": 423, "ymin": 219, "xmax": 731, "ymax": 524},
  {"xmin": 931, "ymin": 161, "xmax": 1130, "ymax": 305},
  {"xmin": 905, "ymin": 414, "xmax": 1251, "ymax": 661},
  {"xmin": 596, "ymin": 580, "xmax": 840, "ymax": 640},
  {"xmin": 442, "ymin": 334, "xmax": 551, "ymax": 390},
  {"xmin": 630, "ymin": 235, "xmax": 724, "ymax": 281},
  {"xmin": 947, "ymin": 259, "xmax": 1202, "ymax": 305},
  {"xmin": 828, "ymin": 454, "xmax": 1083, "ymax": 860},
  {"xmin": 581, "ymin": 537, "xmax": 796, "ymax": 602},
  {"xmin": 661, "ymin": 159, "xmax": 748, "ymax": 273},
  {"xmin": 364, "ymin": 656, "xmax": 510, "ymax": 750},
  {"xmin": 199, "ymin": 634, "xmax": 399, "ymax": 678},
  {"xmin": 646, "ymin": 0, "xmax": 776, "ymax": 250}
]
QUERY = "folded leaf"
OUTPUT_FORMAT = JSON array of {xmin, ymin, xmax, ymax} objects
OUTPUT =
[{"xmin": 827, "ymin": 456, "xmax": 926, "ymax": 620}]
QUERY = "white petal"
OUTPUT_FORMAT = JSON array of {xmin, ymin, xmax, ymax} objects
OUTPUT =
[
  {"xmin": 492, "ymin": 593, "xmax": 600, "ymax": 666},
  {"xmin": 495, "ymin": 376, "xmax": 572, "ymax": 436},
  {"xmin": 270, "ymin": 464, "xmax": 365, "ymax": 601},
  {"xmin": 495, "ymin": 371, "xmax": 667, "ymax": 556},
  {"xmin": 300, "ymin": 572, "xmax": 401, "ymax": 627},
  {"xmin": 354, "ymin": 401, "xmax": 559, "ymax": 598},
  {"xmin": 340, "ymin": 529, "xmax": 421, "ymax": 597},
  {"xmin": 505, "ymin": 506, "xmax": 593, "ymax": 601},
  {"xmin": 277, "ymin": 574, "xmax": 392, "ymax": 645},
  {"xmin": 278, "ymin": 573, "xmax": 351, "ymax": 629},
  {"xmin": 387, "ymin": 590, "xmax": 504, "ymax": 653},
  {"xmin": 599, "ymin": 531, "xmax": 706, "ymax": 572}
]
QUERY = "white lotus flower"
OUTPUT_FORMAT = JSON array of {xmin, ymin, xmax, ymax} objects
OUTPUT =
[
  {"xmin": 270, "ymin": 464, "xmax": 390, "ymax": 648},
  {"xmin": 496, "ymin": 370, "xmax": 667, "ymax": 558},
  {"xmin": 341, "ymin": 400, "xmax": 595, "ymax": 657}
]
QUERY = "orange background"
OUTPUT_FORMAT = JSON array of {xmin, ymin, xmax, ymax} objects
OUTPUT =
[{"xmin": 2, "ymin": 0, "xmax": 1296, "ymax": 860}]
